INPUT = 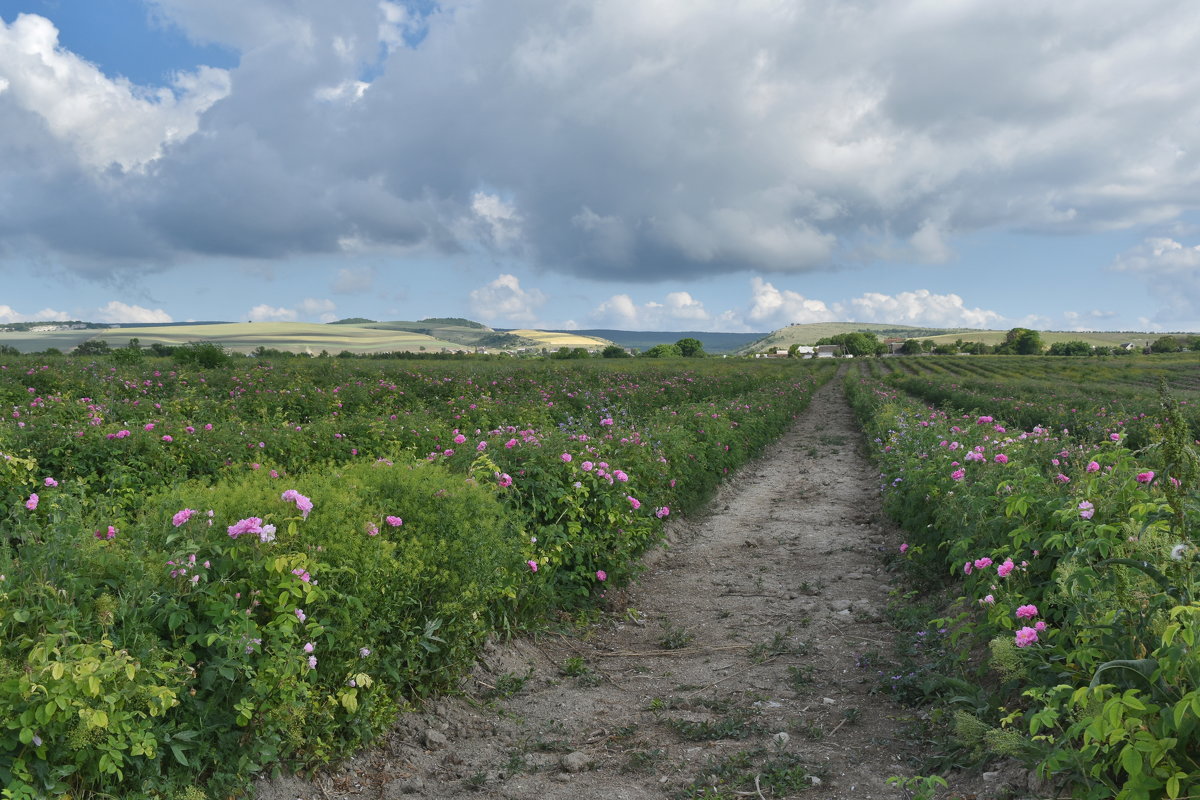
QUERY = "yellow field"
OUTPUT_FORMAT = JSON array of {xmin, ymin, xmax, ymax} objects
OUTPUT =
[{"xmin": 506, "ymin": 329, "xmax": 612, "ymax": 348}]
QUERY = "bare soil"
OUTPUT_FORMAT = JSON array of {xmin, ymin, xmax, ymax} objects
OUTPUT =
[{"xmin": 254, "ymin": 376, "xmax": 948, "ymax": 800}]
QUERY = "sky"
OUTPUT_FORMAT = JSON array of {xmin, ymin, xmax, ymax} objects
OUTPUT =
[{"xmin": 1, "ymin": 1, "xmax": 1199, "ymax": 333}]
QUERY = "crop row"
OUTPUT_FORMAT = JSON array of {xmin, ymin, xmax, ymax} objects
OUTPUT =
[
  {"xmin": 847, "ymin": 363, "xmax": 1200, "ymax": 799},
  {"xmin": 0, "ymin": 357, "xmax": 835, "ymax": 799}
]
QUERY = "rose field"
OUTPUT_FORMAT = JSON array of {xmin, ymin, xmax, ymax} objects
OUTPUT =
[
  {"xmin": 0, "ymin": 354, "xmax": 835, "ymax": 798},
  {"xmin": 847, "ymin": 354, "xmax": 1200, "ymax": 800},
  {"xmin": 2, "ymin": 350, "xmax": 1200, "ymax": 799}
]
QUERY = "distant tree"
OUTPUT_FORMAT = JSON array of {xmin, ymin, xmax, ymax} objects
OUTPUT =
[
  {"xmin": 921, "ymin": 339, "xmax": 936, "ymax": 353},
  {"xmin": 900, "ymin": 339, "xmax": 924, "ymax": 355},
  {"xmin": 0, "ymin": 344, "xmax": 19, "ymax": 356},
  {"xmin": 601, "ymin": 344, "xmax": 630, "ymax": 358},
  {"xmin": 569, "ymin": 347, "xmax": 591, "ymax": 359},
  {"xmin": 1151, "ymin": 335, "xmax": 1183, "ymax": 353},
  {"xmin": 40, "ymin": 347, "xmax": 62, "ymax": 356},
  {"xmin": 998, "ymin": 327, "xmax": 1043, "ymax": 355},
  {"xmin": 675, "ymin": 337, "xmax": 705, "ymax": 357},
  {"xmin": 641, "ymin": 343, "xmax": 682, "ymax": 358},
  {"xmin": 111, "ymin": 338, "xmax": 144, "ymax": 365},
  {"xmin": 149, "ymin": 342, "xmax": 177, "ymax": 357},
  {"xmin": 330, "ymin": 317, "xmax": 378, "ymax": 325},
  {"xmin": 174, "ymin": 341, "xmax": 230, "ymax": 368},
  {"xmin": 787, "ymin": 343, "xmax": 800, "ymax": 358},
  {"xmin": 73, "ymin": 339, "xmax": 111, "ymax": 356},
  {"xmin": 960, "ymin": 341, "xmax": 991, "ymax": 355},
  {"xmin": 815, "ymin": 332, "xmax": 883, "ymax": 357},
  {"xmin": 1048, "ymin": 340, "xmax": 1092, "ymax": 356}
]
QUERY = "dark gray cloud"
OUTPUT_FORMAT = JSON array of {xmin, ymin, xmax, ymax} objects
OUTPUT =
[{"xmin": 3, "ymin": 0, "xmax": 1200, "ymax": 283}]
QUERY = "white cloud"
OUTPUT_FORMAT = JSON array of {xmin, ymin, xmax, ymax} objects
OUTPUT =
[
  {"xmin": 468, "ymin": 274, "xmax": 547, "ymax": 324},
  {"xmin": 0, "ymin": 14, "xmax": 229, "ymax": 170},
  {"xmin": 246, "ymin": 304, "xmax": 297, "ymax": 322},
  {"xmin": 843, "ymin": 289, "xmax": 1003, "ymax": 329},
  {"xmin": 332, "ymin": 267, "xmax": 376, "ymax": 293},
  {"xmin": 471, "ymin": 192, "xmax": 523, "ymax": 248},
  {"xmin": 0, "ymin": 305, "xmax": 70, "ymax": 323},
  {"xmin": 1110, "ymin": 237, "xmax": 1200, "ymax": 326},
  {"xmin": 94, "ymin": 301, "xmax": 173, "ymax": 323},
  {"xmin": 746, "ymin": 278, "xmax": 837, "ymax": 328},
  {"xmin": 590, "ymin": 290, "xmax": 723, "ymax": 330},
  {"xmin": 1063, "ymin": 309, "xmax": 1119, "ymax": 330}
]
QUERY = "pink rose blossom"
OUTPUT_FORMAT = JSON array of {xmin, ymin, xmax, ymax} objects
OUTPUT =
[
  {"xmin": 993, "ymin": 454, "xmax": 1008, "ymax": 464},
  {"xmin": 997, "ymin": 558, "xmax": 1015, "ymax": 578},
  {"xmin": 25, "ymin": 493, "xmax": 38, "ymax": 510},
  {"xmin": 173, "ymin": 508, "xmax": 197, "ymax": 527},
  {"xmin": 596, "ymin": 570, "xmax": 607, "ymax": 581},
  {"xmin": 627, "ymin": 496, "xmax": 641, "ymax": 510},
  {"xmin": 1136, "ymin": 471, "xmax": 1155, "ymax": 484},
  {"xmin": 1086, "ymin": 461, "xmax": 1100, "ymax": 473},
  {"xmin": 1078, "ymin": 501, "xmax": 1094, "ymax": 520},
  {"xmin": 1015, "ymin": 604, "xmax": 1038, "ymax": 619},
  {"xmin": 527, "ymin": 560, "xmax": 538, "ymax": 572},
  {"xmin": 43, "ymin": 477, "xmax": 58, "ymax": 487},
  {"xmin": 1015, "ymin": 626, "xmax": 1039, "ymax": 647}
]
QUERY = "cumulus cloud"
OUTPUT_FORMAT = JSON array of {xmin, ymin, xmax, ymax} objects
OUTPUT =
[
  {"xmin": 94, "ymin": 301, "xmax": 173, "ymax": 323},
  {"xmin": 843, "ymin": 289, "xmax": 1003, "ymax": 329},
  {"xmin": 246, "ymin": 304, "xmax": 297, "ymax": 322},
  {"xmin": 591, "ymin": 290, "xmax": 716, "ymax": 329},
  {"xmin": 746, "ymin": 278, "xmax": 837, "ymax": 328},
  {"xmin": 5, "ymin": 1, "xmax": 1200, "ymax": 287},
  {"xmin": 0, "ymin": 13, "xmax": 229, "ymax": 170},
  {"xmin": 0, "ymin": 305, "xmax": 71, "ymax": 323},
  {"xmin": 1063, "ymin": 309, "xmax": 1120, "ymax": 330},
  {"xmin": 468, "ymin": 274, "xmax": 547, "ymax": 324},
  {"xmin": 1111, "ymin": 237, "xmax": 1200, "ymax": 326}
]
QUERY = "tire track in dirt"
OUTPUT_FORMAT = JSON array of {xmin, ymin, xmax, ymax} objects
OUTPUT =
[{"xmin": 258, "ymin": 373, "xmax": 922, "ymax": 800}]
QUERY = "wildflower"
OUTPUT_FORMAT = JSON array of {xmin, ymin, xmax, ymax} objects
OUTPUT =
[
  {"xmin": 281, "ymin": 489, "xmax": 314, "ymax": 518},
  {"xmin": 25, "ymin": 493, "xmax": 38, "ymax": 510},
  {"xmin": 973, "ymin": 557, "xmax": 993, "ymax": 569},
  {"xmin": 1078, "ymin": 501, "xmax": 1094, "ymax": 520},
  {"xmin": 386, "ymin": 515, "xmax": 403, "ymax": 527},
  {"xmin": 596, "ymin": 570, "xmax": 607, "ymax": 581},
  {"xmin": 307, "ymin": 655, "xmax": 317, "ymax": 669},
  {"xmin": 627, "ymin": 496, "xmax": 641, "ymax": 510},
  {"xmin": 1015, "ymin": 604, "xmax": 1038, "ymax": 619},
  {"xmin": 453, "ymin": 434, "xmax": 466, "ymax": 444},
  {"xmin": 899, "ymin": 543, "xmax": 909, "ymax": 554},
  {"xmin": 505, "ymin": 438, "xmax": 517, "ymax": 448},
  {"xmin": 614, "ymin": 469, "xmax": 629, "ymax": 482},
  {"xmin": 980, "ymin": 594, "xmax": 994, "ymax": 605},
  {"xmin": 561, "ymin": 453, "xmax": 572, "ymax": 462},
  {"xmin": 95, "ymin": 526, "xmax": 117, "ymax": 540},
  {"xmin": 296, "ymin": 608, "xmax": 307, "ymax": 622},
  {"xmin": 172, "ymin": 508, "xmax": 197, "ymax": 527},
  {"xmin": 997, "ymin": 558, "xmax": 1015, "ymax": 578},
  {"xmin": 258, "ymin": 524, "xmax": 276, "ymax": 543},
  {"xmin": 1136, "ymin": 471, "xmax": 1155, "ymax": 484},
  {"xmin": 963, "ymin": 561, "xmax": 973, "ymax": 575},
  {"xmin": 365, "ymin": 523, "xmax": 379, "ymax": 536},
  {"xmin": 1109, "ymin": 433, "xmax": 1120, "ymax": 441},
  {"xmin": 303, "ymin": 642, "xmax": 315, "ymax": 654},
  {"xmin": 582, "ymin": 461, "xmax": 594, "ymax": 471},
  {"xmin": 162, "ymin": 435, "xmax": 173, "ymax": 443},
  {"xmin": 43, "ymin": 477, "xmax": 57, "ymax": 487},
  {"xmin": 359, "ymin": 647, "xmax": 371, "ymax": 658},
  {"xmin": 1014, "ymin": 627, "xmax": 1039, "ymax": 647},
  {"xmin": 476, "ymin": 441, "xmax": 487, "ymax": 451},
  {"xmin": 1055, "ymin": 473, "xmax": 1069, "ymax": 483},
  {"xmin": 655, "ymin": 506, "xmax": 670, "ymax": 519},
  {"xmin": 527, "ymin": 560, "xmax": 538, "ymax": 572},
  {"xmin": 1171, "ymin": 544, "xmax": 1189, "ymax": 561},
  {"xmin": 1086, "ymin": 461, "xmax": 1100, "ymax": 473},
  {"xmin": 496, "ymin": 472, "xmax": 513, "ymax": 488},
  {"xmin": 951, "ymin": 468, "xmax": 965, "ymax": 481},
  {"xmin": 600, "ymin": 417, "xmax": 613, "ymax": 426},
  {"xmin": 1034, "ymin": 621, "xmax": 1047, "ymax": 632},
  {"xmin": 993, "ymin": 454, "xmax": 1008, "ymax": 464},
  {"xmin": 144, "ymin": 423, "xmax": 155, "ymax": 431}
]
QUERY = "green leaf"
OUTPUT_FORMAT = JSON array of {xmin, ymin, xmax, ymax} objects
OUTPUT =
[
  {"xmin": 170, "ymin": 744, "xmax": 189, "ymax": 766},
  {"xmin": 1089, "ymin": 659, "xmax": 1158, "ymax": 691}
]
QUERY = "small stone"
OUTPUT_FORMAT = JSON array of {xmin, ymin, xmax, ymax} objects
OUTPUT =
[
  {"xmin": 982, "ymin": 771, "xmax": 1002, "ymax": 783},
  {"xmin": 837, "ymin": 608, "xmax": 852, "ymax": 617},
  {"xmin": 772, "ymin": 732, "xmax": 790, "ymax": 747},
  {"xmin": 822, "ymin": 697, "xmax": 836, "ymax": 705},
  {"xmin": 422, "ymin": 729, "xmax": 448, "ymax": 749},
  {"xmin": 381, "ymin": 777, "xmax": 425, "ymax": 798},
  {"xmin": 807, "ymin": 776, "xmax": 822, "ymax": 786},
  {"xmin": 551, "ymin": 773, "xmax": 572, "ymax": 783},
  {"xmin": 560, "ymin": 751, "xmax": 590, "ymax": 773}
]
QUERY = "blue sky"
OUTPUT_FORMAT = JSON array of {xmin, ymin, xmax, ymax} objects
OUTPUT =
[{"xmin": 1, "ymin": 1, "xmax": 1198, "ymax": 332}]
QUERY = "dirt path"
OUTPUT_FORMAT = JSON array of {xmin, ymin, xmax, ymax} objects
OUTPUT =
[{"xmin": 258, "ymin": 375, "xmax": 923, "ymax": 800}]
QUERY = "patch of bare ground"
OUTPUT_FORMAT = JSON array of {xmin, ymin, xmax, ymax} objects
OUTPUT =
[{"xmin": 256, "ymin": 376, "xmax": 933, "ymax": 800}]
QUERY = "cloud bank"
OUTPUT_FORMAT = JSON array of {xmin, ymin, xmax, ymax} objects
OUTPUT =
[{"xmin": 2, "ymin": 1, "xmax": 1200, "ymax": 290}]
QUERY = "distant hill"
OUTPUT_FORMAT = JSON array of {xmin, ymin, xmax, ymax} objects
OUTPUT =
[
  {"xmin": 538, "ymin": 330, "xmax": 767, "ymax": 354},
  {"xmin": 743, "ymin": 322, "xmax": 1197, "ymax": 354}
]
